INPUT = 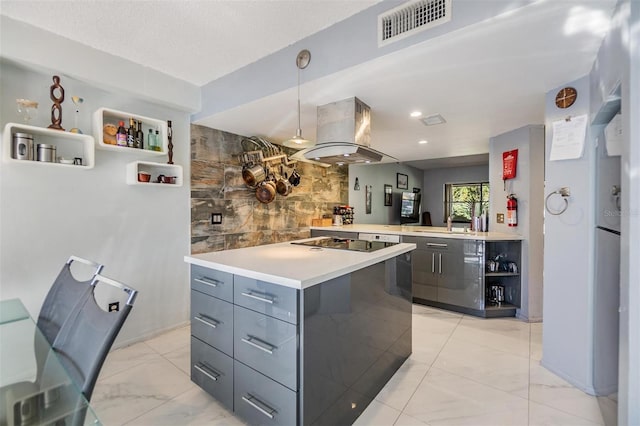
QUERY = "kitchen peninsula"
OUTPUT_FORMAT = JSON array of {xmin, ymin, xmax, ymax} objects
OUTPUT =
[
  {"xmin": 311, "ymin": 225, "xmax": 524, "ymax": 318},
  {"xmin": 184, "ymin": 237, "xmax": 415, "ymax": 426}
]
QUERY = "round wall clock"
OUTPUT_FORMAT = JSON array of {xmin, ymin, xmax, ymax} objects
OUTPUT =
[{"xmin": 555, "ymin": 87, "xmax": 578, "ymax": 109}]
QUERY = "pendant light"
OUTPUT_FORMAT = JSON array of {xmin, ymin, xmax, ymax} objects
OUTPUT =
[{"xmin": 283, "ymin": 50, "xmax": 314, "ymax": 149}]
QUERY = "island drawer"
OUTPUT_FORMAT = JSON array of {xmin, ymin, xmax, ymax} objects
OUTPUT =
[
  {"xmin": 191, "ymin": 337, "xmax": 233, "ymax": 411},
  {"xmin": 191, "ymin": 264, "xmax": 233, "ymax": 302},
  {"xmin": 234, "ymin": 276, "xmax": 298, "ymax": 324},
  {"xmin": 234, "ymin": 360, "xmax": 297, "ymax": 426},
  {"xmin": 191, "ymin": 290, "xmax": 233, "ymax": 356},
  {"xmin": 233, "ymin": 305, "xmax": 298, "ymax": 390}
]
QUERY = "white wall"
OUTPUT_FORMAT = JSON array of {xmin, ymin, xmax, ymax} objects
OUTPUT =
[
  {"xmin": 422, "ymin": 165, "xmax": 488, "ymax": 226},
  {"xmin": 489, "ymin": 125, "xmax": 545, "ymax": 322},
  {"xmin": 0, "ymin": 61, "xmax": 191, "ymax": 347},
  {"xmin": 348, "ymin": 163, "xmax": 423, "ymax": 225}
]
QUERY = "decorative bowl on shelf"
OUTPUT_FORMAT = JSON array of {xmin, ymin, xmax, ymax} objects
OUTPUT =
[{"xmin": 138, "ymin": 172, "xmax": 151, "ymax": 182}]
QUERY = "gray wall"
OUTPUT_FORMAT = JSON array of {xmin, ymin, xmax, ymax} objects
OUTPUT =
[
  {"xmin": 422, "ymin": 165, "xmax": 488, "ymax": 226},
  {"xmin": 489, "ymin": 125, "xmax": 545, "ymax": 322},
  {"xmin": 348, "ymin": 163, "xmax": 423, "ymax": 225},
  {"xmin": 0, "ymin": 61, "xmax": 191, "ymax": 347},
  {"xmin": 542, "ymin": 74, "xmax": 596, "ymax": 394}
]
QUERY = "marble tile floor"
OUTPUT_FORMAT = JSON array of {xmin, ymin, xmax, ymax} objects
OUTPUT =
[{"xmin": 92, "ymin": 305, "xmax": 614, "ymax": 426}]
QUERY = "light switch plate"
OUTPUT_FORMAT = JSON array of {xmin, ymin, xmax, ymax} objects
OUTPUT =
[
  {"xmin": 211, "ymin": 213, "xmax": 222, "ymax": 225},
  {"xmin": 497, "ymin": 213, "xmax": 505, "ymax": 223}
]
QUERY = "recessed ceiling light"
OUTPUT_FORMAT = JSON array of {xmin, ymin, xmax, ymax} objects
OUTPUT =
[
  {"xmin": 418, "ymin": 140, "xmax": 428, "ymax": 144},
  {"xmin": 410, "ymin": 111, "xmax": 422, "ymax": 118},
  {"xmin": 420, "ymin": 114, "xmax": 446, "ymax": 126},
  {"xmin": 337, "ymin": 162, "xmax": 344, "ymax": 166},
  {"xmin": 343, "ymin": 154, "xmax": 350, "ymax": 157}
]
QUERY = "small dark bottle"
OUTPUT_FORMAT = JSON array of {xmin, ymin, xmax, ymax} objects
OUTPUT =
[
  {"xmin": 136, "ymin": 121, "xmax": 144, "ymax": 149},
  {"xmin": 127, "ymin": 117, "xmax": 135, "ymax": 148},
  {"xmin": 116, "ymin": 121, "xmax": 127, "ymax": 146}
]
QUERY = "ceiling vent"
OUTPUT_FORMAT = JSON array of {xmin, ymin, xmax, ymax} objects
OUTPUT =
[{"xmin": 378, "ymin": 0, "xmax": 452, "ymax": 46}]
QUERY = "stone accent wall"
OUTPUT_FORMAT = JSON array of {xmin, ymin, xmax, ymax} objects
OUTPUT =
[{"xmin": 191, "ymin": 124, "xmax": 348, "ymax": 254}]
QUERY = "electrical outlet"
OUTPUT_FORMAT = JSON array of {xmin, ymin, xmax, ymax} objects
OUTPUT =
[
  {"xmin": 497, "ymin": 213, "xmax": 505, "ymax": 224},
  {"xmin": 108, "ymin": 302, "xmax": 120, "ymax": 312},
  {"xmin": 211, "ymin": 213, "xmax": 222, "ymax": 225}
]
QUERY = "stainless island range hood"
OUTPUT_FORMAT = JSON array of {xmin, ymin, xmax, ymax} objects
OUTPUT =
[{"xmin": 291, "ymin": 97, "xmax": 395, "ymax": 166}]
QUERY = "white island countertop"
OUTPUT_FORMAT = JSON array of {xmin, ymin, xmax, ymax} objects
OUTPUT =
[
  {"xmin": 311, "ymin": 224, "xmax": 524, "ymax": 241},
  {"xmin": 185, "ymin": 237, "xmax": 416, "ymax": 290}
]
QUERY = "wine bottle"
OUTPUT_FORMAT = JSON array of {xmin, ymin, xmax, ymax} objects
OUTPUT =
[
  {"xmin": 127, "ymin": 118, "xmax": 135, "ymax": 148},
  {"xmin": 136, "ymin": 121, "xmax": 144, "ymax": 149},
  {"xmin": 116, "ymin": 121, "xmax": 127, "ymax": 146}
]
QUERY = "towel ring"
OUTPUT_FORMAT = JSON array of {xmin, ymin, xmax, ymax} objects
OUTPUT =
[{"xmin": 545, "ymin": 187, "xmax": 570, "ymax": 216}]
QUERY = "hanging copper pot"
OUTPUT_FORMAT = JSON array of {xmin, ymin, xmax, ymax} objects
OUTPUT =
[
  {"xmin": 276, "ymin": 172, "xmax": 292, "ymax": 196},
  {"xmin": 256, "ymin": 180, "xmax": 277, "ymax": 204},
  {"xmin": 242, "ymin": 164, "xmax": 266, "ymax": 188}
]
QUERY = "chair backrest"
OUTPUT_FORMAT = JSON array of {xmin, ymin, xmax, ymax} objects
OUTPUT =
[
  {"xmin": 37, "ymin": 256, "xmax": 104, "ymax": 346},
  {"xmin": 51, "ymin": 274, "xmax": 137, "ymax": 401}
]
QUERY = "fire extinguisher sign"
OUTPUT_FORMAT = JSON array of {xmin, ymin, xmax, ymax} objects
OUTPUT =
[{"xmin": 502, "ymin": 149, "xmax": 518, "ymax": 180}]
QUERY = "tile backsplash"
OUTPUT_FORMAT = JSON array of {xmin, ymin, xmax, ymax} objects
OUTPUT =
[{"xmin": 190, "ymin": 124, "xmax": 348, "ymax": 254}]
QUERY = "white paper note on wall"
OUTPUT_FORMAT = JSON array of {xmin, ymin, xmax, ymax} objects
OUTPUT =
[
  {"xmin": 550, "ymin": 114, "xmax": 588, "ymax": 161},
  {"xmin": 604, "ymin": 113, "xmax": 623, "ymax": 156}
]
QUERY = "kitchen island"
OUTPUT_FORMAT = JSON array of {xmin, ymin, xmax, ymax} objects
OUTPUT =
[
  {"xmin": 184, "ymin": 237, "xmax": 416, "ymax": 426},
  {"xmin": 311, "ymin": 225, "xmax": 524, "ymax": 318}
]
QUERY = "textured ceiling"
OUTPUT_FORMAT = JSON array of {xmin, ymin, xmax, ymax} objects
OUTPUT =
[{"xmin": 0, "ymin": 0, "xmax": 380, "ymax": 86}]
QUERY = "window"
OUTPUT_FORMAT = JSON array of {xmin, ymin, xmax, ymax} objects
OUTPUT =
[{"xmin": 444, "ymin": 182, "xmax": 489, "ymax": 223}]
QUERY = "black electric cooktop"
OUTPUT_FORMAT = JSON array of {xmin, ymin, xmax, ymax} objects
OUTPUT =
[{"xmin": 292, "ymin": 237, "xmax": 397, "ymax": 253}]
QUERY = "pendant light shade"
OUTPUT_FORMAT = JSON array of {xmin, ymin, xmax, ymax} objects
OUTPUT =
[{"xmin": 283, "ymin": 50, "xmax": 314, "ymax": 149}]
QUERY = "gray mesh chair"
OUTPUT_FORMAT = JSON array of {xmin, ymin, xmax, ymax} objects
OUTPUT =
[
  {"xmin": 35, "ymin": 256, "xmax": 104, "ymax": 373},
  {"xmin": 51, "ymin": 273, "xmax": 138, "ymax": 401}
]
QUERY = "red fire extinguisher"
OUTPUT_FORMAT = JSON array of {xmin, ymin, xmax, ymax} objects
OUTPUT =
[{"xmin": 507, "ymin": 194, "xmax": 518, "ymax": 227}]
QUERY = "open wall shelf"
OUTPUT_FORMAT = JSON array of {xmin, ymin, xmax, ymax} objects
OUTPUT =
[
  {"xmin": 93, "ymin": 107, "xmax": 168, "ymax": 155},
  {"xmin": 126, "ymin": 161, "xmax": 183, "ymax": 187},
  {"xmin": 2, "ymin": 122, "xmax": 95, "ymax": 169}
]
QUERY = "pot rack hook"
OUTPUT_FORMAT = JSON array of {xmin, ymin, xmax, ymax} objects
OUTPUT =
[{"xmin": 545, "ymin": 187, "xmax": 570, "ymax": 215}]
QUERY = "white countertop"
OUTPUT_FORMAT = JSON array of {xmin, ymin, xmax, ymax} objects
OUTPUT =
[
  {"xmin": 184, "ymin": 237, "xmax": 416, "ymax": 290},
  {"xmin": 310, "ymin": 224, "xmax": 524, "ymax": 241}
]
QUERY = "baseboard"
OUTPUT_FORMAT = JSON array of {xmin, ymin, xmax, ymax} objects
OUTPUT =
[{"xmin": 111, "ymin": 320, "xmax": 190, "ymax": 350}]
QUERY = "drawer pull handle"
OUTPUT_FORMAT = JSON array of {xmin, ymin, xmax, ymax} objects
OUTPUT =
[
  {"xmin": 426, "ymin": 243, "xmax": 447, "ymax": 248},
  {"xmin": 195, "ymin": 277, "xmax": 222, "ymax": 288},
  {"xmin": 194, "ymin": 363, "xmax": 220, "ymax": 382},
  {"xmin": 431, "ymin": 253, "xmax": 435, "ymax": 273},
  {"xmin": 194, "ymin": 315, "xmax": 218, "ymax": 329},
  {"xmin": 242, "ymin": 394, "xmax": 276, "ymax": 419},
  {"xmin": 241, "ymin": 336, "xmax": 276, "ymax": 354},
  {"xmin": 240, "ymin": 291, "xmax": 274, "ymax": 304}
]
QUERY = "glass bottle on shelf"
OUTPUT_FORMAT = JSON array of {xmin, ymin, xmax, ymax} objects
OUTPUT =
[
  {"xmin": 147, "ymin": 128, "xmax": 155, "ymax": 151},
  {"xmin": 127, "ymin": 118, "xmax": 136, "ymax": 148},
  {"xmin": 135, "ymin": 121, "xmax": 144, "ymax": 149},
  {"xmin": 154, "ymin": 129, "xmax": 161, "ymax": 151},
  {"xmin": 116, "ymin": 121, "xmax": 127, "ymax": 146}
]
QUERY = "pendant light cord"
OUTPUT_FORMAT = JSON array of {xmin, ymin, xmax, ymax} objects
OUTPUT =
[{"xmin": 297, "ymin": 66, "xmax": 302, "ymax": 130}]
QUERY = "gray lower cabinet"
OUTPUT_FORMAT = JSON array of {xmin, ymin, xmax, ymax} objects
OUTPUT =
[
  {"xmin": 403, "ymin": 236, "xmax": 518, "ymax": 317},
  {"xmin": 191, "ymin": 336, "xmax": 234, "ymax": 410},
  {"xmin": 190, "ymin": 265, "xmax": 299, "ymax": 426},
  {"xmin": 234, "ymin": 360, "xmax": 297, "ymax": 426}
]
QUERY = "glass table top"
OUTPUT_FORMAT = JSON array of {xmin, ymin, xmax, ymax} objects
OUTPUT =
[{"xmin": 0, "ymin": 298, "xmax": 101, "ymax": 425}]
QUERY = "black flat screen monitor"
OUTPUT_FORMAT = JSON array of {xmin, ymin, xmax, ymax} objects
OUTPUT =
[{"xmin": 400, "ymin": 192, "xmax": 421, "ymax": 224}]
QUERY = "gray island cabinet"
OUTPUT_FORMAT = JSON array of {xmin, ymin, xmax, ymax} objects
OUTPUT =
[{"xmin": 185, "ymin": 238, "xmax": 415, "ymax": 426}]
